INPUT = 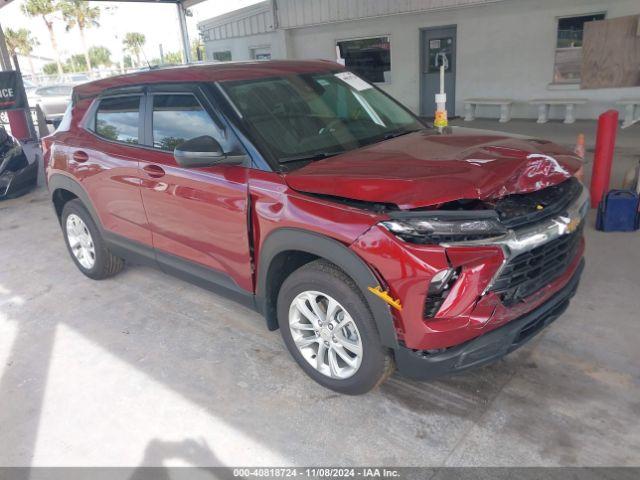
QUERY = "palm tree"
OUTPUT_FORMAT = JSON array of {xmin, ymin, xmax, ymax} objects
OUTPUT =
[
  {"xmin": 4, "ymin": 28, "xmax": 40, "ymax": 75},
  {"xmin": 21, "ymin": 0, "xmax": 63, "ymax": 76},
  {"xmin": 59, "ymin": 0, "xmax": 100, "ymax": 74},
  {"xmin": 123, "ymin": 32, "xmax": 146, "ymax": 67}
]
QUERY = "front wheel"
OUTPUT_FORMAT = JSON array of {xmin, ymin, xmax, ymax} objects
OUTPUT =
[{"xmin": 277, "ymin": 260, "xmax": 394, "ymax": 395}]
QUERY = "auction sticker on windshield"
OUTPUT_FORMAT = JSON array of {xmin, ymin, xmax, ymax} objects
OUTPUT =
[{"xmin": 334, "ymin": 71, "xmax": 372, "ymax": 91}]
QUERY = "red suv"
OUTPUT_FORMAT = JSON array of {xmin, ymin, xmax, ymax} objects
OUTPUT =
[{"xmin": 44, "ymin": 61, "xmax": 587, "ymax": 394}]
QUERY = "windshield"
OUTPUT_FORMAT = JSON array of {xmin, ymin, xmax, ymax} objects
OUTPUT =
[{"xmin": 219, "ymin": 71, "xmax": 424, "ymax": 167}]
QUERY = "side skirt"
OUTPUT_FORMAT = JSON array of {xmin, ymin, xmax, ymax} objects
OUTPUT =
[{"xmin": 103, "ymin": 231, "xmax": 258, "ymax": 312}]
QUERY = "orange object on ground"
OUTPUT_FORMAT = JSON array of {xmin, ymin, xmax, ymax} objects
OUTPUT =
[{"xmin": 574, "ymin": 133, "xmax": 585, "ymax": 159}]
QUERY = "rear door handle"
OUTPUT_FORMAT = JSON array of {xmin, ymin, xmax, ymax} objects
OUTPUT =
[
  {"xmin": 72, "ymin": 150, "xmax": 89, "ymax": 163},
  {"xmin": 143, "ymin": 164, "xmax": 166, "ymax": 178}
]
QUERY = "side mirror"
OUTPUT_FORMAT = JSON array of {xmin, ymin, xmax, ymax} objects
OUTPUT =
[{"xmin": 173, "ymin": 136, "xmax": 226, "ymax": 168}]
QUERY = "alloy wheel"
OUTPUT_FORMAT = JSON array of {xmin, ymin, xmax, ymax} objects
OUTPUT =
[
  {"xmin": 288, "ymin": 291, "xmax": 363, "ymax": 379},
  {"xmin": 66, "ymin": 214, "xmax": 96, "ymax": 270}
]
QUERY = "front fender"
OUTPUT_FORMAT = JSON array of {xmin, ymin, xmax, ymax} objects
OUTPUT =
[{"xmin": 256, "ymin": 228, "xmax": 398, "ymax": 349}]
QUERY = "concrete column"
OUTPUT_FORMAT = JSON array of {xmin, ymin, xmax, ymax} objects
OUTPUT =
[
  {"xmin": 0, "ymin": 22, "xmax": 12, "ymax": 71},
  {"xmin": 177, "ymin": 3, "xmax": 191, "ymax": 64}
]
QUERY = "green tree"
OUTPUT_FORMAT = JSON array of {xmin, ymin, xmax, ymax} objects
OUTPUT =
[
  {"xmin": 21, "ymin": 0, "xmax": 64, "ymax": 76},
  {"xmin": 4, "ymin": 28, "xmax": 40, "ymax": 74},
  {"xmin": 59, "ymin": 0, "xmax": 101, "ymax": 73},
  {"xmin": 43, "ymin": 62, "xmax": 59, "ymax": 75},
  {"xmin": 96, "ymin": 120, "xmax": 117, "ymax": 141},
  {"xmin": 122, "ymin": 55, "xmax": 133, "ymax": 69},
  {"xmin": 163, "ymin": 51, "xmax": 182, "ymax": 65},
  {"xmin": 123, "ymin": 32, "xmax": 145, "ymax": 67},
  {"xmin": 191, "ymin": 39, "xmax": 203, "ymax": 62},
  {"xmin": 65, "ymin": 53, "xmax": 87, "ymax": 72},
  {"xmin": 88, "ymin": 46, "xmax": 111, "ymax": 68}
]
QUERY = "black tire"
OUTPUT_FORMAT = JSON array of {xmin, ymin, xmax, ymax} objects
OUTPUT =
[
  {"xmin": 277, "ymin": 260, "xmax": 394, "ymax": 395},
  {"xmin": 61, "ymin": 199, "xmax": 124, "ymax": 280}
]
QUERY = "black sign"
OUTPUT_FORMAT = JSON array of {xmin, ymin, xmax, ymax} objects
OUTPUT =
[{"xmin": 0, "ymin": 71, "xmax": 27, "ymax": 111}]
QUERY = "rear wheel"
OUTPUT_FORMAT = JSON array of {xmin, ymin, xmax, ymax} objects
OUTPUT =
[
  {"xmin": 278, "ymin": 260, "xmax": 393, "ymax": 394},
  {"xmin": 61, "ymin": 199, "xmax": 124, "ymax": 279}
]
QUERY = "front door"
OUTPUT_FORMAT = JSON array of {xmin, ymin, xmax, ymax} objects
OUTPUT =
[
  {"xmin": 136, "ymin": 87, "xmax": 254, "ymax": 293},
  {"xmin": 420, "ymin": 25, "xmax": 457, "ymax": 117}
]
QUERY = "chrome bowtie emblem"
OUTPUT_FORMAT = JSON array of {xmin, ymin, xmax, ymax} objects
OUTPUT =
[{"xmin": 556, "ymin": 215, "xmax": 580, "ymax": 234}]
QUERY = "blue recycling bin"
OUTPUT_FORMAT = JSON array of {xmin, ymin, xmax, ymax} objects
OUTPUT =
[{"xmin": 596, "ymin": 190, "xmax": 639, "ymax": 232}]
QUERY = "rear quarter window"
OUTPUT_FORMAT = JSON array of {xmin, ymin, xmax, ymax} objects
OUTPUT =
[{"xmin": 55, "ymin": 103, "xmax": 73, "ymax": 132}]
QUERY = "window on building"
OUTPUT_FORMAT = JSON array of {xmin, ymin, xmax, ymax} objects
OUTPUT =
[
  {"xmin": 553, "ymin": 13, "xmax": 605, "ymax": 84},
  {"xmin": 251, "ymin": 46, "xmax": 271, "ymax": 61},
  {"xmin": 336, "ymin": 36, "xmax": 391, "ymax": 83},
  {"xmin": 212, "ymin": 50, "xmax": 232, "ymax": 62},
  {"xmin": 152, "ymin": 94, "xmax": 219, "ymax": 151},
  {"xmin": 95, "ymin": 96, "xmax": 140, "ymax": 144}
]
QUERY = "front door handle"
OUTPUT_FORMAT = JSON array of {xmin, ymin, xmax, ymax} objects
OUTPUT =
[
  {"xmin": 143, "ymin": 164, "xmax": 166, "ymax": 178},
  {"xmin": 72, "ymin": 150, "xmax": 89, "ymax": 163}
]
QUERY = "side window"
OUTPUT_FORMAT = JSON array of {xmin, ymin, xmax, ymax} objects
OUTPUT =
[
  {"xmin": 152, "ymin": 94, "xmax": 219, "ymax": 152},
  {"xmin": 95, "ymin": 96, "xmax": 141, "ymax": 144},
  {"xmin": 553, "ymin": 13, "xmax": 605, "ymax": 84}
]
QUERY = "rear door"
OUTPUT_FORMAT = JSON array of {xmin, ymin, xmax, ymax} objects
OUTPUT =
[
  {"xmin": 72, "ymin": 93, "xmax": 152, "ymax": 247},
  {"xmin": 135, "ymin": 84, "xmax": 254, "ymax": 293}
]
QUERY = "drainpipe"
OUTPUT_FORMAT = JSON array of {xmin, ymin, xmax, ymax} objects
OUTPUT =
[
  {"xmin": 271, "ymin": 0, "xmax": 279, "ymax": 29},
  {"xmin": 177, "ymin": 2, "xmax": 191, "ymax": 64}
]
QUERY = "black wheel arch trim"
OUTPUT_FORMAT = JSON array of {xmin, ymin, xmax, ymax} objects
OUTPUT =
[
  {"xmin": 256, "ymin": 228, "xmax": 399, "ymax": 349},
  {"xmin": 48, "ymin": 173, "xmax": 103, "ymax": 230}
]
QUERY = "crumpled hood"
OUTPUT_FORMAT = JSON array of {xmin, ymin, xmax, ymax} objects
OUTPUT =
[{"xmin": 284, "ymin": 127, "xmax": 583, "ymax": 209}]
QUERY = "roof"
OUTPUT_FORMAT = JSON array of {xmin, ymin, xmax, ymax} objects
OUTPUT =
[
  {"xmin": 73, "ymin": 60, "xmax": 342, "ymax": 98},
  {"xmin": 198, "ymin": 1, "xmax": 274, "ymax": 42},
  {"xmin": 0, "ymin": 0, "xmax": 207, "ymax": 10}
]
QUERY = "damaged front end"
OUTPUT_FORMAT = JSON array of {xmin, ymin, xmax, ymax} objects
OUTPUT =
[{"xmin": 351, "ymin": 177, "xmax": 588, "ymax": 352}]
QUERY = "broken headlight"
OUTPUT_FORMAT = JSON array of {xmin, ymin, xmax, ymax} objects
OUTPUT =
[{"xmin": 381, "ymin": 214, "xmax": 507, "ymax": 244}]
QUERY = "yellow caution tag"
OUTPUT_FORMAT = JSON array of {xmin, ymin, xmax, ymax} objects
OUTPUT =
[
  {"xmin": 367, "ymin": 286, "xmax": 402, "ymax": 311},
  {"xmin": 434, "ymin": 110, "xmax": 448, "ymax": 128}
]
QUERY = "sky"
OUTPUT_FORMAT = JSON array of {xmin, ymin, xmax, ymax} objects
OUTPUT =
[{"xmin": 0, "ymin": 0, "xmax": 263, "ymax": 65}]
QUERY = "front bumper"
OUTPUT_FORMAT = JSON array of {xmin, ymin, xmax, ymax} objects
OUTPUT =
[
  {"xmin": 351, "ymin": 182, "xmax": 589, "ymax": 351},
  {"xmin": 394, "ymin": 258, "xmax": 584, "ymax": 380}
]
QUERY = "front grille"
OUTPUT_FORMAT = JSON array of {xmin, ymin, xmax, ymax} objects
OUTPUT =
[
  {"xmin": 490, "ymin": 223, "xmax": 583, "ymax": 306},
  {"xmin": 495, "ymin": 178, "xmax": 583, "ymax": 229}
]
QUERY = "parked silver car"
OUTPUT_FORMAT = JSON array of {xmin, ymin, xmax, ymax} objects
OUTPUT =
[{"xmin": 27, "ymin": 84, "xmax": 73, "ymax": 124}]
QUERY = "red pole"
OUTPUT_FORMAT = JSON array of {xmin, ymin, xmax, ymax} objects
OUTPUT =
[
  {"xmin": 6, "ymin": 109, "xmax": 30, "ymax": 141},
  {"xmin": 590, "ymin": 110, "xmax": 619, "ymax": 208}
]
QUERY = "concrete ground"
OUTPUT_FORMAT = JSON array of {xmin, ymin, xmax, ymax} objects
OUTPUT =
[{"xmin": 0, "ymin": 120, "xmax": 639, "ymax": 468}]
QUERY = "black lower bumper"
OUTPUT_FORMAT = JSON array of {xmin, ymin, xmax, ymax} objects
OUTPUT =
[{"xmin": 394, "ymin": 259, "xmax": 585, "ymax": 381}]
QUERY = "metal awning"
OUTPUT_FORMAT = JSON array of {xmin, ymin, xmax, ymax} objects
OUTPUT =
[
  {"xmin": 87, "ymin": 0, "xmax": 210, "ymax": 63},
  {"xmin": 1, "ymin": 0, "xmax": 207, "ymax": 70}
]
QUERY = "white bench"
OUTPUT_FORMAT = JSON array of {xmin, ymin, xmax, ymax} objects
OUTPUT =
[
  {"xmin": 464, "ymin": 98, "xmax": 513, "ymax": 123},
  {"xmin": 617, "ymin": 99, "xmax": 640, "ymax": 128},
  {"xmin": 530, "ymin": 98, "xmax": 587, "ymax": 124}
]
